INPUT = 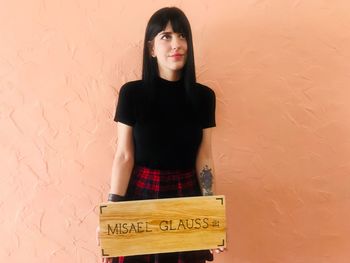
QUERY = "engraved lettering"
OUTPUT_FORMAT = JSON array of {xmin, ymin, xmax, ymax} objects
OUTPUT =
[
  {"xmin": 107, "ymin": 224, "xmax": 118, "ymax": 235},
  {"xmin": 146, "ymin": 222, "xmax": 152, "ymax": 232},
  {"xmin": 122, "ymin": 223, "xmax": 128, "ymax": 234},
  {"xmin": 186, "ymin": 219, "xmax": 194, "ymax": 229},
  {"xmin": 169, "ymin": 220, "xmax": 176, "ymax": 230},
  {"xmin": 194, "ymin": 218, "xmax": 201, "ymax": 229},
  {"xmin": 202, "ymin": 218, "xmax": 209, "ymax": 228},
  {"xmin": 137, "ymin": 222, "xmax": 144, "ymax": 233},
  {"xmin": 129, "ymin": 223, "xmax": 137, "ymax": 233},
  {"xmin": 177, "ymin": 219, "xmax": 186, "ymax": 230},
  {"xmin": 159, "ymin": 220, "xmax": 168, "ymax": 231}
]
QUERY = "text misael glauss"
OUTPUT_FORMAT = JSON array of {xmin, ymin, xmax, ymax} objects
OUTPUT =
[{"xmin": 107, "ymin": 217, "xmax": 211, "ymax": 235}]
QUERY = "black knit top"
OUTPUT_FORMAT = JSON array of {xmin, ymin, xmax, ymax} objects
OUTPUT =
[{"xmin": 114, "ymin": 76, "xmax": 216, "ymax": 169}]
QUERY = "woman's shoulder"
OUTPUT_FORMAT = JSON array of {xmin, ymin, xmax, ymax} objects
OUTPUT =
[
  {"xmin": 194, "ymin": 82, "xmax": 216, "ymax": 98},
  {"xmin": 120, "ymin": 79, "xmax": 143, "ymax": 92},
  {"xmin": 118, "ymin": 80, "xmax": 145, "ymax": 99}
]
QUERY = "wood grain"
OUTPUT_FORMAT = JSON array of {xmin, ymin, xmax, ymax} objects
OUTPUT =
[{"xmin": 99, "ymin": 195, "xmax": 226, "ymax": 257}]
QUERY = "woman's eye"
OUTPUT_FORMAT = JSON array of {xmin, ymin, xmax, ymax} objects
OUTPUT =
[
  {"xmin": 160, "ymin": 33, "xmax": 186, "ymax": 40},
  {"xmin": 161, "ymin": 34, "xmax": 171, "ymax": 40}
]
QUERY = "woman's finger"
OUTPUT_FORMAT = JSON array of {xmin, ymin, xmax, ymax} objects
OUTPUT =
[
  {"xmin": 96, "ymin": 226, "xmax": 100, "ymax": 246},
  {"xmin": 102, "ymin": 257, "xmax": 111, "ymax": 263},
  {"xmin": 212, "ymin": 248, "xmax": 225, "ymax": 254}
]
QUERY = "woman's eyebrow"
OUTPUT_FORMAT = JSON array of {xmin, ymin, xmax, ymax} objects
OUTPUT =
[
  {"xmin": 160, "ymin": 31, "xmax": 173, "ymax": 35},
  {"xmin": 159, "ymin": 31, "xmax": 183, "ymax": 36}
]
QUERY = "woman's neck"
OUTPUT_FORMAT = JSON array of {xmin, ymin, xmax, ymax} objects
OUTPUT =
[{"xmin": 158, "ymin": 69, "xmax": 182, "ymax": 81}]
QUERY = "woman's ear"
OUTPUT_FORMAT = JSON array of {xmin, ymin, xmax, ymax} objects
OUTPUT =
[{"xmin": 148, "ymin": 40, "xmax": 155, "ymax": 57}]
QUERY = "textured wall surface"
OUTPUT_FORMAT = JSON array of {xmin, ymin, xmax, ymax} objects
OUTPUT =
[{"xmin": 1, "ymin": 1, "xmax": 350, "ymax": 262}]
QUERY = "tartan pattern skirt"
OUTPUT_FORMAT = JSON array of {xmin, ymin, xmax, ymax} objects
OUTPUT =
[{"xmin": 112, "ymin": 165, "xmax": 214, "ymax": 263}]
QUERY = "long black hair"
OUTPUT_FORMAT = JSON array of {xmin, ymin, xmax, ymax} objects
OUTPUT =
[{"xmin": 141, "ymin": 7, "xmax": 200, "ymax": 116}]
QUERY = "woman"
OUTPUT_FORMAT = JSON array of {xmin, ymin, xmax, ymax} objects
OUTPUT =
[{"xmin": 102, "ymin": 6, "xmax": 219, "ymax": 263}]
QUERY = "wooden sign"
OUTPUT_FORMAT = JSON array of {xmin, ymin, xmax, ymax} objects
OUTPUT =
[{"xmin": 99, "ymin": 195, "xmax": 226, "ymax": 257}]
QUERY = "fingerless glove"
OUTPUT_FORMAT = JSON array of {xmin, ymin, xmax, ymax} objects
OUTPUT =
[{"xmin": 107, "ymin": 193, "xmax": 126, "ymax": 202}]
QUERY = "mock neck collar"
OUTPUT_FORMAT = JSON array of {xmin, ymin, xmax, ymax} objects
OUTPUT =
[{"xmin": 156, "ymin": 75, "xmax": 184, "ymax": 87}]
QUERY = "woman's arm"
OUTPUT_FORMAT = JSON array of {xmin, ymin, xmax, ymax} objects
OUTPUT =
[
  {"xmin": 109, "ymin": 122, "xmax": 134, "ymax": 196},
  {"xmin": 196, "ymin": 128, "xmax": 215, "ymax": 196}
]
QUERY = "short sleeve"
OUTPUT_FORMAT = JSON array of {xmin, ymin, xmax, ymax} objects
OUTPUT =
[
  {"xmin": 200, "ymin": 86, "xmax": 216, "ymax": 129},
  {"xmin": 113, "ymin": 83, "xmax": 136, "ymax": 126}
]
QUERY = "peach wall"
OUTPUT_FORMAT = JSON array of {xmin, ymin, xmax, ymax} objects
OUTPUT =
[{"xmin": 1, "ymin": 1, "xmax": 350, "ymax": 262}]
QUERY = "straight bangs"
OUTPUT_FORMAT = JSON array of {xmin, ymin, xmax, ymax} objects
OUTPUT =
[{"xmin": 147, "ymin": 9, "xmax": 191, "ymax": 40}]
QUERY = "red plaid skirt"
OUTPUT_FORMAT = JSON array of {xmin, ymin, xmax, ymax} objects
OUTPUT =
[{"xmin": 112, "ymin": 165, "xmax": 214, "ymax": 263}]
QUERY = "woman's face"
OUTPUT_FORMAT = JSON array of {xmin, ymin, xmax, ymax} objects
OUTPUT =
[{"xmin": 150, "ymin": 22, "xmax": 188, "ymax": 79}]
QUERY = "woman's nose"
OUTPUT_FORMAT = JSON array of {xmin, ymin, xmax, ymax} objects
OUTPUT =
[{"xmin": 171, "ymin": 36, "xmax": 181, "ymax": 49}]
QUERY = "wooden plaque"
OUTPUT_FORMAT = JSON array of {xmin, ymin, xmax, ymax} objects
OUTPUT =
[{"xmin": 99, "ymin": 195, "xmax": 226, "ymax": 257}]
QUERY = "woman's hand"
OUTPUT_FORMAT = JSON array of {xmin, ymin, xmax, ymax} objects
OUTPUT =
[
  {"xmin": 210, "ymin": 247, "xmax": 226, "ymax": 254},
  {"xmin": 96, "ymin": 225, "xmax": 100, "ymax": 246},
  {"xmin": 102, "ymin": 257, "xmax": 113, "ymax": 263}
]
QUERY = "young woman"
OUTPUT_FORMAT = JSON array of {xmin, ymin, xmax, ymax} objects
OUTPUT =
[{"xmin": 102, "ymin": 6, "xmax": 219, "ymax": 263}]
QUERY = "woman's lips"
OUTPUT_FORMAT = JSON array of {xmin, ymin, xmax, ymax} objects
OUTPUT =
[{"xmin": 170, "ymin": 54, "xmax": 184, "ymax": 60}]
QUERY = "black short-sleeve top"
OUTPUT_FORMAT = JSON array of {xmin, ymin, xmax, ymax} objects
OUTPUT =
[{"xmin": 114, "ymin": 76, "xmax": 216, "ymax": 170}]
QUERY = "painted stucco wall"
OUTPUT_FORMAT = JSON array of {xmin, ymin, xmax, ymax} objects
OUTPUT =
[{"xmin": 1, "ymin": 1, "xmax": 350, "ymax": 262}]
